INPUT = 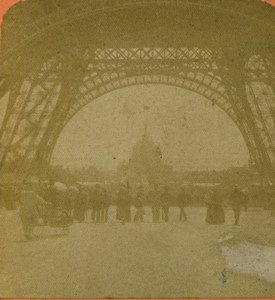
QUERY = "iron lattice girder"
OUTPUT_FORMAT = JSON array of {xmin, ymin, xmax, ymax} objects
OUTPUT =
[
  {"xmin": 48, "ymin": 48, "xmax": 275, "ymax": 175},
  {"xmin": 0, "ymin": 0, "xmax": 274, "ymax": 182},
  {"xmin": 94, "ymin": 48, "xmax": 213, "ymax": 61},
  {"xmin": 52, "ymin": 49, "xmax": 275, "ymax": 176},
  {"xmin": 215, "ymin": 49, "xmax": 275, "ymax": 177},
  {"xmin": 69, "ymin": 71, "xmax": 230, "ymax": 123},
  {"xmin": 0, "ymin": 59, "xmax": 61, "ymax": 167},
  {"xmin": 43, "ymin": 70, "xmax": 242, "ymax": 167},
  {"xmin": 90, "ymin": 48, "xmax": 274, "ymax": 81},
  {"xmin": 0, "ymin": 45, "xmax": 275, "ymax": 180}
]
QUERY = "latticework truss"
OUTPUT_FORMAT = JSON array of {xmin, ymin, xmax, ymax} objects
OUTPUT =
[{"xmin": 0, "ymin": 0, "xmax": 275, "ymax": 182}]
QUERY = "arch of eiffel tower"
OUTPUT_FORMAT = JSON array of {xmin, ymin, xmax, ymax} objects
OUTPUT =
[{"xmin": 0, "ymin": 0, "xmax": 275, "ymax": 181}]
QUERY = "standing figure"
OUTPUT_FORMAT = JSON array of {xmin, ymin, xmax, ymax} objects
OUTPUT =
[
  {"xmin": 177, "ymin": 187, "xmax": 190, "ymax": 222},
  {"xmin": 67, "ymin": 187, "xmax": 77, "ymax": 218},
  {"xmin": 134, "ymin": 185, "xmax": 145, "ymax": 223},
  {"xmin": 205, "ymin": 188, "xmax": 225, "ymax": 225},
  {"xmin": 160, "ymin": 186, "xmax": 171, "ymax": 223},
  {"xmin": 89, "ymin": 187, "xmax": 96, "ymax": 222},
  {"xmin": 93, "ymin": 184, "xmax": 103, "ymax": 223},
  {"xmin": 229, "ymin": 185, "xmax": 245, "ymax": 226},
  {"xmin": 150, "ymin": 184, "xmax": 161, "ymax": 222},
  {"xmin": 20, "ymin": 180, "xmax": 51, "ymax": 240},
  {"xmin": 116, "ymin": 184, "xmax": 132, "ymax": 223},
  {"xmin": 102, "ymin": 188, "xmax": 111, "ymax": 222}
]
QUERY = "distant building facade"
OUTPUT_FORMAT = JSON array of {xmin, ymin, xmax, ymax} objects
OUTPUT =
[{"xmin": 117, "ymin": 128, "xmax": 173, "ymax": 186}]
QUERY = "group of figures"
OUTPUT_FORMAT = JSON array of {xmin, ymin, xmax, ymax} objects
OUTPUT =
[
  {"xmin": 40, "ymin": 182, "xmax": 190, "ymax": 225},
  {"xmin": 115, "ymin": 184, "xmax": 190, "ymax": 224},
  {"xmin": 18, "ymin": 181, "xmax": 192, "ymax": 239},
  {"xmin": 116, "ymin": 184, "xmax": 251, "ymax": 226},
  {"xmin": 205, "ymin": 185, "xmax": 249, "ymax": 226},
  {"xmin": 17, "ymin": 178, "xmax": 255, "ymax": 240}
]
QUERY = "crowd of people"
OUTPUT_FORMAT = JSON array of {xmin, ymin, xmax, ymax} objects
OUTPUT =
[
  {"xmin": 14, "ymin": 177, "xmax": 266, "ymax": 240},
  {"xmin": 38, "ymin": 182, "xmax": 193, "ymax": 225},
  {"xmin": 205, "ymin": 185, "xmax": 249, "ymax": 225}
]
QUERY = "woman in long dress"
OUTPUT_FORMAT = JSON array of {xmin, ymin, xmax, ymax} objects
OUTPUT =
[{"xmin": 206, "ymin": 188, "xmax": 225, "ymax": 225}]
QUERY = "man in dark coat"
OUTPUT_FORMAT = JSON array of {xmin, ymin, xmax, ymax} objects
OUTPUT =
[
  {"xmin": 229, "ymin": 185, "xmax": 245, "ymax": 225},
  {"xmin": 177, "ymin": 187, "xmax": 190, "ymax": 222},
  {"xmin": 92, "ymin": 184, "xmax": 102, "ymax": 223},
  {"xmin": 134, "ymin": 185, "xmax": 145, "ymax": 223},
  {"xmin": 89, "ymin": 187, "xmax": 96, "ymax": 222}
]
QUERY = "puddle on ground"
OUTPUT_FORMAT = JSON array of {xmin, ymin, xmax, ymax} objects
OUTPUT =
[{"xmin": 222, "ymin": 242, "xmax": 275, "ymax": 283}]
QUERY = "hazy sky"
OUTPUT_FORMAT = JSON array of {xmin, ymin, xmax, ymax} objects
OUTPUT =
[{"xmin": 50, "ymin": 85, "xmax": 249, "ymax": 171}]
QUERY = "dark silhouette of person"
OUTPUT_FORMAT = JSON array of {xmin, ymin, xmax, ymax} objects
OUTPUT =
[
  {"xmin": 66, "ymin": 187, "xmax": 77, "ymax": 218},
  {"xmin": 150, "ymin": 184, "xmax": 161, "ymax": 222},
  {"xmin": 93, "ymin": 184, "xmax": 103, "ymax": 223},
  {"xmin": 89, "ymin": 187, "xmax": 96, "ymax": 222},
  {"xmin": 160, "ymin": 186, "xmax": 170, "ymax": 223},
  {"xmin": 177, "ymin": 187, "xmax": 190, "ymax": 222},
  {"xmin": 206, "ymin": 188, "xmax": 225, "ymax": 225},
  {"xmin": 134, "ymin": 185, "xmax": 145, "ymax": 222},
  {"xmin": 229, "ymin": 185, "xmax": 245, "ymax": 225},
  {"xmin": 102, "ymin": 188, "xmax": 111, "ymax": 222}
]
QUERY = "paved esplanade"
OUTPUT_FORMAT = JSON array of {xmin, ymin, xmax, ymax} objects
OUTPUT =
[{"xmin": 0, "ymin": 207, "xmax": 275, "ymax": 297}]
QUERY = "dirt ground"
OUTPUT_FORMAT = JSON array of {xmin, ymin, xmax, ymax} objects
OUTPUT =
[{"xmin": 0, "ymin": 206, "xmax": 275, "ymax": 298}]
